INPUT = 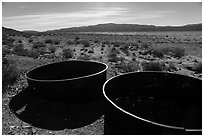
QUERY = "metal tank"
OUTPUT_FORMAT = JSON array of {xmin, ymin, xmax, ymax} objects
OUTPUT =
[
  {"xmin": 26, "ymin": 60, "xmax": 108, "ymax": 102},
  {"xmin": 103, "ymin": 71, "xmax": 202, "ymax": 135}
]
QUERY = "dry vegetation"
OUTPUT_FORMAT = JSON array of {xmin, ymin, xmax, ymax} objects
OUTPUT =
[{"xmin": 2, "ymin": 31, "xmax": 202, "ymax": 135}]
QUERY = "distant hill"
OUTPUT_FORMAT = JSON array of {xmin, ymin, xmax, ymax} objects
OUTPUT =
[
  {"xmin": 2, "ymin": 23, "xmax": 202, "ymax": 36},
  {"xmin": 2, "ymin": 27, "xmax": 23, "ymax": 36},
  {"xmin": 51, "ymin": 23, "xmax": 202, "ymax": 32},
  {"xmin": 23, "ymin": 30, "xmax": 40, "ymax": 33},
  {"xmin": 2, "ymin": 27, "xmax": 40, "ymax": 37}
]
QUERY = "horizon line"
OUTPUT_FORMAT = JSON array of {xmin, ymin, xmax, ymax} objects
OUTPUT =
[{"xmin": 3, "ymin": 22, "xmax": 202, "ymax": 32}]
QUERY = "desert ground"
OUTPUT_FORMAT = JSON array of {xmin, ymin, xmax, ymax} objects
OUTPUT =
[{"xmin": 2, "ymin": 31, "xmax": 202, "ymax": 134}]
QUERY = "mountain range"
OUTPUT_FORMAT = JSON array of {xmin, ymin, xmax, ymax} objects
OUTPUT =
[
  {"xmin": 2, "ymin": 23, "xmax": 202, "ymax": 36},
  {"xmin": 53, "ymin": 23, "xmax": 202, "ymax": 32}
]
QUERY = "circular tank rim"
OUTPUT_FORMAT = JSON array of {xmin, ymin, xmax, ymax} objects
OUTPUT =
[
  {"xmin": 102, "ymin": 71, "xmax": 202, "ymax": 132},
  {"xmin": 26, "ymin": 59, "xmax": 108, "ymax": 82}
]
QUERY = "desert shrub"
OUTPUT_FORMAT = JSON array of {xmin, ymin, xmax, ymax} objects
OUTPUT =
[
  {"xmin": 119, "ymin": 57, "xmax": 125, "ymax": 62},
  {"xmin": 102, "ymin": 40, "xmax": 110, "ymax": 45},
  {"xmin": 36, "ymin": 47, "xmax": 46, "ymax": 55},
  {"xmin": 62, "ymin": 49, "xmax": 73, "ymax": 59},
  {"xmin": 67, "ymin": 40, "xmax": 75, "ymax": 45},
  {"xmin": 117, "ymin": 62, "xmax": 140, "ymax": 73},
  {"xmin": 28, "ymin": 50, "xmax": 40, "ymax": 59},
  {"xmin": 28, "ymin": 39, "xmax": 33, "ymax": 43},
  {"xmin": 13, "ymin": 44, "xmax": 29, "ymax": 56},
  {"xmin": 94, "ymin": 38, "xmax": 100, "ymax": 43},
  {"xmin": 108, "ymin": 47, "xmax": 119, "ymax": 62},
  {"xmin": 194, "ymin": 62, "xmax": 202, "ymax": 73},
  {"xmin": 141, "ymin": 61, "xmax": 162, "ymax": 71},
  {"xmin": 131, "ymin": 42, "xmax": 139, "ymax": 47},
  {"xmin": 112, "ymin": 41, "xmax": 121, "ymax": 47},
  {"xmin": 48, "ymin": 45, "xmax": 56, "ymax": 53},
  {"xmin": 129, "ymin": 42, "xmax": 139, "ymax": 51},
  {"xmin": 75, "ymin": 36, "xmax": 80, "ymax": 41},
  {"xmin": 2, "ymin": 57, "xmax": 19, "ymax": 92},
  {"xmin": 166, "ymin": 62, "xmax": 178, "ymax": 72},
  {"xmin": 2, "ymin": 35, "xmax": 8, "ymax": 40},
  {"xmin": 77, "ymin": 54, "xmax": 90, "ymax": 61},
  {"xmin": 44, "ymin": 39, "xmax": 53, "ymax": 44},
  {"xmin": 120, "ymin": 45, "xmax": 129, "ymax": 55},
  {"xmin": 13, "ymin": 44, "xmax": 24, "ymax": 52},
  {"xmin": 141, "ymin": 43, "xmax": 149, "ymax": 49},
  {"xmin": 2, "ymin": 47, "xmax": 12, "ymax": 55},
  {"xmin": 80, "ymin": 40, "xmax": 90, "ymax": 47},
  {"xmin": 22, "ymin": 33, "xmax": 33, "ymax": 38},
  {"xmin": 75, "ymin": 40, "xmax": 80, "ymax": 44},
  {"xmin": 171, "ymin": 47, "xmax": 185, "ymax": 58},
  {"xmin": 53, "ymin": 40, "xmax": 60, "ymax": 45},
  {"xmin": 2, "ymin": 36, "xmax": 15, "ymax": 46},
  {"xmin": 150, "ymin": 47, "xmax": 164, "ymax": 58},
  {"xmin": 160, "ymin": 46, "xmax": 172, "ymax": 54},
  {"xmin": 150, "ymin": 46, "xmax": 185, "ymax": 58},
  {"xmin": 32, "ymin": 42, "xmax": 46, "ymax": 49},
  {"xmin": 139, "ymin": 50, "xmax": 151, "ymax": 55}
]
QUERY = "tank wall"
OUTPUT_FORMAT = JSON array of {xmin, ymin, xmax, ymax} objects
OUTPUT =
[
  {"xmin": 103, "ymin": 72, "xmax": 202, "ymax": 135},
  {"xmin": 27, "ymin": 61, "xmax": 107, "ymax": 80}
]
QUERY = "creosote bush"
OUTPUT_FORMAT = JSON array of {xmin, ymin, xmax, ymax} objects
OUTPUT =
[
  {"xmin": 94, "ymin": 38, "xmax": 100, "ymax": 43},
  {"xmin": 108, "ymin": 47, "xmax": 119, "ymax": 62},
  {"xmin": 75, "ymin": 36, "xmax": 80, "ymax": 41},
  {"xmin": 28, "ymin": 39, "xmax": 33, "ymax": 43},
  {"xmin": 80, "ymin": 40, "xmax": 90, "ymax": 47},
  {"xmin": 150, "ymin": 47, "xmax": 164, "ymax": 58},
  {"xmin": 194, "ymin": 62, "xmax": 202, "ymax": 73},
  {"xmin": 102, "ymin": 40, "xmax": 110, "ymax": 45},
  {"xmin": 28, "ymin": 49, "xmax": 40, "ymax": 59},
  {"xmin": 53, "ymin": 40, "xmax": 60, "ymax": 45},
  {"xmin": 48, "ymin": 45, "xmax": 56, "ymax": 53},
  {"xmin": 141, "ymin": 61, "xmax": 163, "ymax": 71},
  {"xmin": 2, "ymin": 36, "xmax": 15, "ymax": 46},
  {"xmin": 120, "ymin": 45, "xmax": 129, "ymax": 55},
  {"xmin": 44, "ymin": 39, "xmax": 53, "ymax": 44},
  {"xmin": 67, "ymin": 40, "xmax": 75, "ymax": 45},
  {"xmin": 77, "ymin": 54, "xmax": 90, "ymax": 61},
  {"xmin": 117, "ymin": 61, "xmax": 140, "ymax": 73},
  {"xmin": 141, "ymin": 42, "xmax": 149, "ymax": 49},
  {"xmin": 150, "ymin": 46, "xmax": 185, "ymax": 58},
  {"xmin": 112, "ymin": 41, "xmax": 121, "ymax": 47},
  {"xmin": 2, "ymin": 57, "xmax": 19, "ymax": 92},
  {"xmin": 62, "ymin": 49, "xmax": 73, "ymax": 59},
  {"xmin": 32, "ymin": 42, "xmax": 46, "ymax": 49},
  {"xmin": 13, "ymin": 44, "xmax": 24, "ymax": 53},
  {"xmin": 171, "ymin": 47, "xmax": 185, "ymax": 58},
  {"xmin": 2, "ymin": 47, "xmax": 12, "ymax": 55},
  {"xmin": 13, "ymin": 44, "xmax": 30, "ymax": 56}
]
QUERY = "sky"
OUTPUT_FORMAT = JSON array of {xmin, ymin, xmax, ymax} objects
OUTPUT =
[{"xmin": 2, "ymin": 2, "xmax": 202, "ymax": 31}]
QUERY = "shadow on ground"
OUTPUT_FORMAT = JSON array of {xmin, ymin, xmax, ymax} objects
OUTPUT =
[{"xmin": 9, "ymin": 86, "xmax": 105, "ymax": 130}]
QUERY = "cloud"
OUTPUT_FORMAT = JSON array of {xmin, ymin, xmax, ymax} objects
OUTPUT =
[
  {"xmin": 2, "ymin": 7, "xmax": 174, "ymax": 31},
  {"xmin": 126, "ymin": 10, "xmax": 175, "ymax": 20},
  {"xmin": 3, "ymin": 7, "xmax": 129, "ymax": 31}
]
